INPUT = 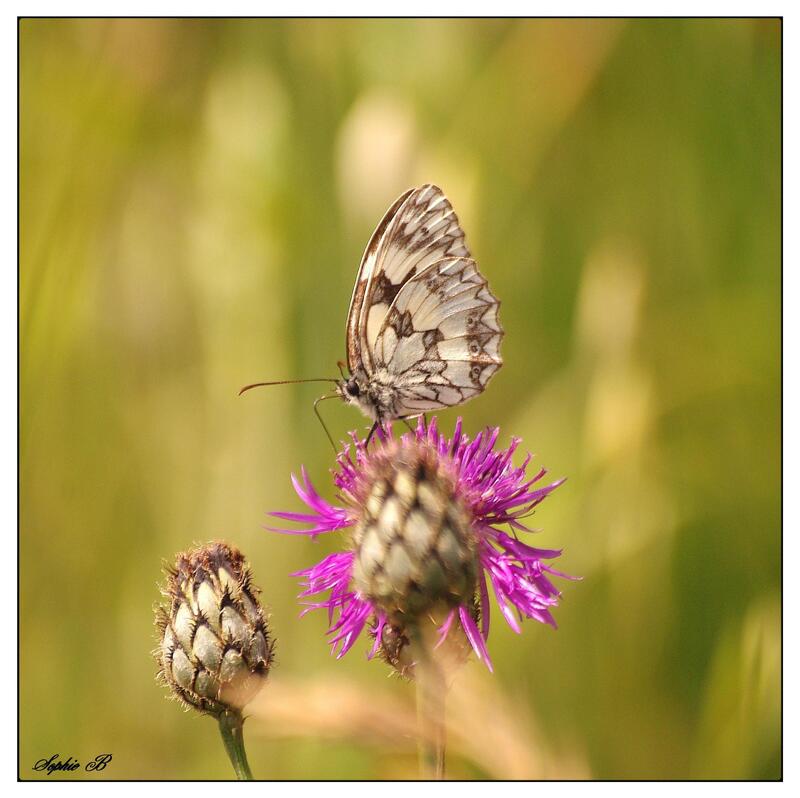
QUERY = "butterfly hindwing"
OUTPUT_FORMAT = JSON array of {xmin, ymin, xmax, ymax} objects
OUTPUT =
[
  {"xmin": 348, "ymin": 184, "xmax": 470, "ymax": 375},
  {"xmin": 372, "ymin": 256, "xmax": 503, "ymax": 416}
]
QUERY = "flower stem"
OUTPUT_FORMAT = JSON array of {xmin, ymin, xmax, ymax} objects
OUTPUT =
[
  {"xmin": 411, "ymin": 625, "xmax": 446, "ymax": 779},
  {"xmin": 217, "ymin": 709, "xmax": 254, "ymax": 780}
]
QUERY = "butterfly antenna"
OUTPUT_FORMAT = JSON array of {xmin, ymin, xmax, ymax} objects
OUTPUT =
[
  {"xmin": 314, "ymin": 394, "xmax": 339, "ymax": 452},
  {"xmin": 239, "ymin": 378, "xmax": 338, "ymax": 396}
]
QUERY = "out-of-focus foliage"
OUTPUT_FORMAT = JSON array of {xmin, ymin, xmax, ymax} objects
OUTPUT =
[{"xmin": 20, "ymin": 18, "xmax": 780, "ymax": 779}]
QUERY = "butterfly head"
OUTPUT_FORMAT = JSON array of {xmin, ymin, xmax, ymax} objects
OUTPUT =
[
  {"xmin": 336, "ymin": 372, "xmax": 381, "ymax": 421},
  {"xmin": 340, "ymin": 377, "xmax": 360, "ymax": 399}
]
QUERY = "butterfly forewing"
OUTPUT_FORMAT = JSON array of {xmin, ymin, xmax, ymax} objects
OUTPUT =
[
  {"xmin": 347, "ymin": 184, "xmax": 471, "ymax": 375},
  {"xmin": 345, "ymin": 187, "xmax": 413, "ymax": 374}
]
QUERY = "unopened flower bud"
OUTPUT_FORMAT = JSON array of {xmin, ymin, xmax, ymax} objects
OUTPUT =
[{"xmin": 155, "ymin": 541, "xmax": 274, "ymax": 717}]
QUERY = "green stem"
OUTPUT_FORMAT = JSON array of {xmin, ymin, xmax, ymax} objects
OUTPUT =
[
  {"xmin": 217, "ymin": 710, "xmax": 254, "ymax": 780},
  {"xmin": 411, "ymin": 625, "xmax": 447, "ymax": 780}
]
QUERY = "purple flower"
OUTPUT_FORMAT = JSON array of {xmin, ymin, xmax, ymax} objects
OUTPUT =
[{"xmin": 270, "ymin": 417, "xmax": 577, "ymax": 672}]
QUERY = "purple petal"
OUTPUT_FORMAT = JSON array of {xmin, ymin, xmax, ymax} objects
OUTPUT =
[
  {"xmin": 434, "ymin": 608, "xmax": 457, "ymax": 650},
  {"xmin": 459, "ymin": 606, "xmax": 493, "ymax": 672},
  {"xmin": 368, "ymin": 612, "xmax": 388, "ymax": 659},
  {"xmin": 478, "ymin": 567, "xmax": 491, "ymax": 640}
]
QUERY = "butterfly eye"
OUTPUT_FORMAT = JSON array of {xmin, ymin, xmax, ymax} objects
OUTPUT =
[{"xmin": 346, "ymin": 382, "xmax": 361, "ymax": 398}]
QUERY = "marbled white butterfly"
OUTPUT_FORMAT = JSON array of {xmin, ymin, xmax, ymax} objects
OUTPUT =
[{"xmin": 242, "ymin": 184, "xmax": 503, "ymax": 442}]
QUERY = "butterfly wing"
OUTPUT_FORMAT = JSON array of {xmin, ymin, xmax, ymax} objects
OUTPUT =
[
  {"xmin": 372, "ymin": 256, "xmax": 503, "ymax": 416},
  {"xmin": 346, "ymin": 185, "xmax": 470, "ymax": 375},
  {"xmin": 345, "ymin": 188, "xmax": 413, "ymax": 374}
]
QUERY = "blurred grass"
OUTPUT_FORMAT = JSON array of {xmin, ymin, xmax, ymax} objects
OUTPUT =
[{"xmin": 20, "ymin": 18, "xmax": 780, "ymax": 779}]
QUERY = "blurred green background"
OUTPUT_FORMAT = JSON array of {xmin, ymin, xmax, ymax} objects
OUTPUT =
[{"xmin": 20, "ymin": 18, "xmax": 780, "ymax": 780}]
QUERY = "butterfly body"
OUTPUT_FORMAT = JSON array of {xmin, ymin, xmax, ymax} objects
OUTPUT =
[{"xmin": 337, "ymin": 368, "xmax": 395, "ymax": 422}]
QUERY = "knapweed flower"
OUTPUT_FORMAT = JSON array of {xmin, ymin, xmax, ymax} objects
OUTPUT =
[
  {"xmin": 155, "ymin": 541, "xmax": 274, "ymax": 716},
  {"xmin": 271, "ymin": 418, "xmax": 576, "ymax": 673}
]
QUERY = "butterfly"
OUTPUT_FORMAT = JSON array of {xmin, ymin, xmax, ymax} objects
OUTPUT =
[{"xmin": 241, "ymin": 184, "xmax": 503, "ymax": 443}]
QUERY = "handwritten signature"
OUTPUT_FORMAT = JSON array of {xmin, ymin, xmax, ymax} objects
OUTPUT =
[{"xmin": 33, "ymin": 754, "xmax": 112, "ymax": 776}]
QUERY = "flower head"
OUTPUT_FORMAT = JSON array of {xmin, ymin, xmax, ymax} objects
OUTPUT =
[
  {"xmin": 155, "ymin": 541, "xmax": 274, "ymax": 716},
  {"xmin": 271, "ymin": 418, "xmax": 577, "ymax": 672}
]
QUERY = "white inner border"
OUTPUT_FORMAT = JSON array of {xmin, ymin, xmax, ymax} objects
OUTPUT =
[{"xmin": 6, "ymin": 7, "xmax": 789, "ymax": 792}]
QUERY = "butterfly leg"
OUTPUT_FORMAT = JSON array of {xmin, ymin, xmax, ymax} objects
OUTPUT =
[
  {"xmin": 400, "ymin": 417, "xmax": 416, "ymax": 434},
  {"xmin": 365, "ymin": 420, "xmax": 380, "ymax": 448},
  {"xmin": 313, "ymin": 394, "xmax": 339, "ymax": 452}
]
